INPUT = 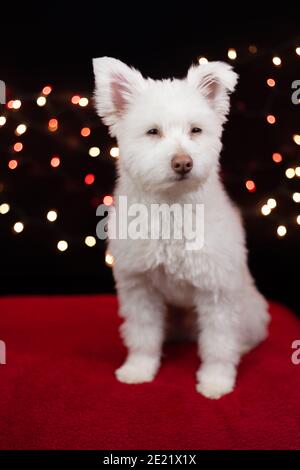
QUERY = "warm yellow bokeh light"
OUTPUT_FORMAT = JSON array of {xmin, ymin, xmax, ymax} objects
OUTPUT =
[
  {"xmin": 293, "ymin": 134, "xmax": 300, "ymax": 145},
  {"xmin": 0, "ymin": 203, "xmax": 10, "ymax": 214},
  {"xmin": 47, "ymin": 210, "xmax": 57, "ymax": 222},
  {"xmin": 105, "ymin": 252, "xmax": 114, "ymax": 266},
  {"xmin": 57, "ymin": 240, "xmax": 68, "ymax": 251},
  {"xmin": 89, "ymin": 147, "xmax": 100, "ymax": 157},
  {"xmin": 15, "ymin": 124, "xmax": 27, "ymax": 136},
  {"xmin": 85, "ymin": 236, "xmax": 97, "ymax": 247},
  {"xmin": 261, "ymin": 205, "xmax": 271, "ymax": 216},
  {"xmin": 267, "ymin": 198, "xmax": 277, "ymax": 209},
  {"xmin": 293, "ymin": 192, "xmax": 300, "ymax": 203},
  {"xmin": 272, "ymin": 56, "xmax": 281, "ymax": 66},
  {"xmin": 13, "ymin": 222, "xmax": 24, "ymax": 233},
  {"xmin": 228, "ymin": 48, "xmax": 237, "ymax": 60},
  {"xmin": 277, "ymin": 225, "xmax": 287, "ymax": 237},
  {"xmin": 79, "ymin": 97, "xmax": 89, "ymax": 107},
  {"xmin": 285, "ymin": 168, "xmax": 295, "ymax": 179},
  {"xmin": 37, "ymin": 96, "xmax": 47, "ymax": 107},
  {"xmin": 110, "ymin": 147, "xmax": 119, "ymax": 158}
]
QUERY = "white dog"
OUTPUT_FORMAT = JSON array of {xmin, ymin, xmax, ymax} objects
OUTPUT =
[{"xmin": 93, "ymin": 57, "xmax": 270, "ymax": 399}]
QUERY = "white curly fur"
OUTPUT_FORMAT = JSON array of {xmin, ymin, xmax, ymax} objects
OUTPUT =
[{"xmin": 93, "ymin": 57, "xmax": 270, "ymax": 399}]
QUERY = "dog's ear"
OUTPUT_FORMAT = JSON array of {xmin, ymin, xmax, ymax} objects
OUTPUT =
[
  {"xmin": 186, "ymin": 61, "xmax": 238, "ymax": 121},
  {"xmin": 93, "ymin": 57, "xmax": 145, "ymax": 134}
]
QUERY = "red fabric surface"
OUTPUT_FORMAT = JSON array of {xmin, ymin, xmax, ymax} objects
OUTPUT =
[{"xmin": 0, "ymin": 295, "xmax": 300, "ymax": 450}]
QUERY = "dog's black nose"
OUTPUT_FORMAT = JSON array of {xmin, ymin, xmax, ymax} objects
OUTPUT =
[{"xmin": 171, "ymin": 154, "xmax": 193, "ymax": 175}]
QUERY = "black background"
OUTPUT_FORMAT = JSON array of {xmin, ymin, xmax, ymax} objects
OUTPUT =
[{"xmin": 0, "ymin": 4, "xmax": 299, "ymax": 314}]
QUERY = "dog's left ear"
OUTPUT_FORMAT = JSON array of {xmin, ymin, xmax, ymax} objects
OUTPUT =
[{"xmin": 186, "ymin": 61, "xmax": 238, "ymax": 121}]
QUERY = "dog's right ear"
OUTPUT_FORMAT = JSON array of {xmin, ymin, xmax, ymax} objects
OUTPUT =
[{"xmin": 93, "ymin": 57, "xmax": 145, "ymax": 134}]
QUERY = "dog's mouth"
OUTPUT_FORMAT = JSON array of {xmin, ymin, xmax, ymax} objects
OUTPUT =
[{"xmin": 176, "ymin": 174, "xmax": 190, "ymax": 181}]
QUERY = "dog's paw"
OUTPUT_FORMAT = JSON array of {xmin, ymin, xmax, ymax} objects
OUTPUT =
[
  {"xmin": 196, "ymin": 363, "xmax": 236, "ymax": 399},
  {"xmin": 115, "ymin": 355, "xmax": 159, "ymax": 384}
]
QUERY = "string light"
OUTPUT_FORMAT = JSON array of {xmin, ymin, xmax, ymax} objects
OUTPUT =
[
  {"xmin": 297, "ymin": 215, "xmax": 300, "ymax": 225},
  {"xmin": 293, "ymin": 134, "xmax": 300, "ymax": 145},
  {"xmin": 103, "ymin": 195, "xmax": 113, "ymax": 206},
  {"xmin": 245, "ymin": 180, "xmax": 256, "ymax": 192},
  {"xmin": 105, "ymin": 251, "xmax": 114, "ymax": 266},
  {"xmin": 8, "ymin": 159, "xmax": 18, "ymax": 170},
  {"xmin": 267, "ymin": 78, "xmax": 276, "ymax": 87},
  {"xmin": 261, "ymin": 204, "xmax": 271, "ymax": 216},
  {"xmin": 81, "ymin": 127, "xmax": 91, "ymax": 137},
  {"xmin": 42, "ymin": 85, "xmax": 52, "ymax": 95},
  {"xmin": 15, "ymin": 124, "xmax": 27, "ymax": 136},
  {"xmin": 84, "ymin": 174, "xmax": 95, "ymax": 185},
  {"xmin": 50, "ymin": 156, "xmax": 60, "ymax": 167},
  {"xmin": 85, "ymin": 236, "xmax": 96, "ymax": 247},
  {"xmin": 110, "ymin": 147, "xmax": 119, "ymax": 158},
  {"xmin": 7, "ymin": 100, "xmax": 14, "ymax": 109},
  {"xmin": 48, "ymin": 118, "xmax": 58, "ymax": 132},
  {"xmin": 277, "ymin": 225, "xmax": 287, "ymax": 237},
  {"xmin": 272, "ymin": 152, "xmax": 282, "ymax": 163},
  {"xmin": 79, "ymin": 97, "xmax": 89, "ymax": 107},
  {"xmin": 198, "ymin": 57, "xmax": 208, "ymax": 65},
  {"xmin": 248, "ymin": 45, "xmax": 257, "ymax": 54},
  {"xmin": 12, "ymin": 100, "xmax": 22, "ymax": 110},
  {"xmin": 47, "ymin": 210, "xmax": 57, "ymax": 222},
  {"xmin": 272, "ymin": 56, "xmax": 281, "ymax": 66},
  {"xmin": 0, "ymin": 203, "xmax": 10, "ymax": 215},
  {"xmin": 266, "ymin": 114, "xmax": 276, "ymax": 124},
  {"xmin": 267, "ymin": 198, "xmax": 277, "ymax": 209},
  {"xmin": 13, "ymin": 222, "xmax": 24, "ymax": 233},
  {"xmin": 296, "ymin": 47, "xmax": 300, "ymax": 56},
  {"xmin": 71, "ymin": 95, "xmax": 80, "ymax": 104},
  {"xmin": 227, "ymin": 48, "xmax": 237, "ymax": 60},
  {"xmin": 295, "ymin": 167, "xmax": 300, "ymax": 177},
  {"xmin": 57, "ymin": 240, "xmax": 68, "ymax": 252},
  {"xmin": 0, "ymin": 116, "xmax": 6, "ymax": 126},
  {"xmin": 293, "ymin": 192, "xmax": 300, "ymax": 203},
  {"xmin": 89, "ymin": 147, "xmax": 100, "ymax": 157},
  {"xmin": 37, "ymin": 96, "xmax": 47, "ymax": 106},
  {"xmin": 13, "ymin": 142, "xmax": 23, "ymax": 152},
  {"xmin": 285, "ymin": 168, "xmax": 295, "ymax": 179}
]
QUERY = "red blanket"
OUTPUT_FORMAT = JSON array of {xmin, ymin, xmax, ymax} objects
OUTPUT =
[{"xmin": 0, "ymin": 295, "xmax": 299, "ymax": 449}]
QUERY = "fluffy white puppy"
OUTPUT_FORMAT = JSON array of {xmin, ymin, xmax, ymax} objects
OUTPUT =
[{"xmin": 93, "ymin": 57, "xmax": 270, "ymax": 399}]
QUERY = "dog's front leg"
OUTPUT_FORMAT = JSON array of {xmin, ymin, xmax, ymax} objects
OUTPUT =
[
  {"xmin": 115, "ymin": 277, "xmax": 165, "ymax": 384},
  {"xmin": 196, "ymin": 291, "xmax": 242, "ymax": 399}
]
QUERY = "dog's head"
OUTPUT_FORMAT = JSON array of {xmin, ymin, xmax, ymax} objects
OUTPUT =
[{"xmin": 93, "ymin": 57, "xmax": 238, "ymax": 194}]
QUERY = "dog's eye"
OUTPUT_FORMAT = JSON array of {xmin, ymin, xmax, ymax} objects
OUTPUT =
[
  {"xmin": 191, "ymin": 127, "xmax": 202, "ymax": 134},
  {"xmin": 147, "ymin": 128, "xmax": 159, "ymax": 136}
]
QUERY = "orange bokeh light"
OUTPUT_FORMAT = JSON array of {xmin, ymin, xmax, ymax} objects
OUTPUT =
[
  {"xmin": 81, "ymin": 127, "xmax": 91, "ymax": 137},
  {"xmin": 267, "ymin": 78, "xmax": 276, "ymax": 87},
  {"xmin": 272, "ymin": 152, "xmax": 282, "ymax": 163},
  {"xmin": 50, "ymin": 156, "xmax": 60, "ymax": 167},
  {"xmin": 103, "ymin": 195, "xmax": 114, "ymax": 206},
  {"xmin": 48, "ymin": 118, "xmax": 58, "ymax": 131},
  {"xmin": 7, "ymin": 100, "xmax": 14, "ymax": 109},
  {"xmin": 42, "ymin": 85, "xmax": 52, "ymax": 95},
  {"xmin": 85, "ymin": 174, "xmax": 95, "ymax": 185},
  {"xmin": 8, "ymin": 159, "xmax": 18, "ymax": 170},
  {"xmin": 71, "ymin": 95, "xmax": 80, "ymax": 104},
  {"xmin": 245, "ymin": 180, "xmax": 256, "ymax": 192},
  {"xmin": 267, "ymin": 115, "xmax": 276, "ymax": 124},
  {"xmin": 13, "ymin": 142, "xmax": 23, "ymax": 152}
]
